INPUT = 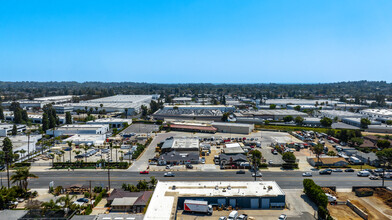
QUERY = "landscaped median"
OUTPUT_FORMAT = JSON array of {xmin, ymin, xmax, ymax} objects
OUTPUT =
[{"xmin": 52, "ymin": 161, "xmax": 130, "ymax": 169}]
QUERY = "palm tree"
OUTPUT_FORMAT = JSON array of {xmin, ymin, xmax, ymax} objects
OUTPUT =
[
  {"xmin": 57, "ymin": 193, "xmax": 76, "ymax": 214},
  {"xmin": 82, "ymin": 144, "xmax": 90, "ymax": 162},
  {"xmin": 73, "ymin": 150, "xmax": 81, "ymax": 161},
  {"xmin": 67, "ymin": 141, "xmax": 73, "ymax": 162},
  {"xmin": 60, "ymin": 150, "xmax": 65, "ymax": 162},
  {"xmin": 10, "ymin": 167, "xmax": 38, "ymax": 191},
  {"xmin": 41, "ymin": 199, "xmax": 60, "ymax": 214},
  {"xmin": 19, "ymin": 149, "xmax": 26, "ymax": 159},
  {"xmin": 149, "ymin": 176, "xmax": 158, "ymax": 189}
]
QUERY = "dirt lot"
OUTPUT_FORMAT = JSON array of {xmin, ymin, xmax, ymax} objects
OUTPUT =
[
  {"xmin": 334, "ymin": 192, "xmax": 391, "ymax": 220},
  {"xmin": 328, "ymin": 203, "xmax": 362, "ymax": 220}
]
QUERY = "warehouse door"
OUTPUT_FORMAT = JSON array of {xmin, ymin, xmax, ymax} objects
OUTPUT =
[
  {"xmin": 250, "ymin": 198, "xmax": 259, "ymax": 209},
  {"xmin": 261, "ymin": 198, "xmax": 270, "ymax": 209},
  {"xmin": 217, "ymin": 199, "xmax": 226, "ymax": 206},
  {"xmin": 229, "ymin": 199, "xmax": 236, "ymax": 208}
]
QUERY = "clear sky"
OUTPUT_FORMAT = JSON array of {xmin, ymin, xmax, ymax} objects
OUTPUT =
[{"xmin": 1, "ymin": 0, "xmax": 391, "ymax": 83}]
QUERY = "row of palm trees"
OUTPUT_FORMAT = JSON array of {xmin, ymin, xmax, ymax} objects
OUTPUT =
[{"xmin": 68, "ymin": 141, "xmax": 125, "ymax": 163}]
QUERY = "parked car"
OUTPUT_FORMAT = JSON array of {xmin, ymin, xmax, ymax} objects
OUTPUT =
[
  {"xmin": 228, "ymin": 211, "xmax": 239, "ymax": 220},
  {"xmin": 236, "ymin": 170, "xmax": 246, "ymax": 174},
  {"xmin": 374, "ymin": 168, "xmax": 384, "ymax": 173},
  {"xmin": 166, "ymin": 165, "xmax": 171, "ymax": 169},
  {"xmin": 319, "ymin": 170, "xmax": 332, "ymax": 175},
  {"xmin": 164, "ymin": 172, "xmax": 175, "ymax": 177},
  {"xmin": 140, "ymin": 170, "xmax": 149, "ymax": 174},
  {"xmin": 369, "ymin": 175, "xmax": 379, "ymax": 180},
  {"xmin": 186, "ymin": 164, "xmax": 193, "ymax": 169},
  {"xmin": 219, "ymin": 217, "xmax": 227, "ymax": 220},
  {"xmin": 345, "ymin": 168, "xmax": 355, "ymax": 172},
  {"xmin": 252, "ymin": 172, "xmax": 262, "ymax": 177},
  {"xmin": 278, "ymin": 214, "xmax": 287, "ymax": 220},
  {"xmin": 238, "ymin": 214, "xmax": 248, "ymax": 220},
  {"xmin": 333, "ymin": 169, "xmax": 343, "ymax": 172},
  {"xmin": 302, "ymin": 172, "xmax": 312, "ymax": 177},
  {"xmin": 357, "ymin": 171, "xmax": 370, "ymax": 177}
]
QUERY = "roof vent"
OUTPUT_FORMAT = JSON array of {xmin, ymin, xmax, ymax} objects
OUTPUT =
[
  {"xmin": 172, "ymin": 185, "xmax": 176, "ymax": 190},
  {"xmin": 228, "ymin": 185, "xmax": 231, "ymax": 190},
  {"xmin": 215, "ymin": 185, "xmax": 219, "ymax": 190}
]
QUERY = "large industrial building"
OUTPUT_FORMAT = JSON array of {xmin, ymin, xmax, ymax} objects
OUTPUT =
[
  {"xmin": 264, "ymin": 99, "xmax": 340, "ymax": 107},
  {"xmin": 360, "ymin": 109, "xmax": 392, "ymax": 121},
  {"xmin": 1, "ymin": 95, "xmax": 74, "ymax": 109},
  {"xmin": 46, "ymin": 124, "xmax": 109, "ymax": 137},
  {"xmin": 144, "ymin": 181, "xmax": 286, "ymax": 220},
  {"xmin": 161, "ymin": 137, "xmax": 199, "ymax": 153},
  {"xmin": 211, "ymin": 122, "xmax": 254, "ymax": 134},
  {"xmin": 55, "ymin": 95, "xmax": 156, "ymax": 116},
  {"xmin": 319, "ymin": 110, "xmax": 364, "ymax": 120},
  {"xmin": 162, "ymin": 104, "xmax": 235, "ymax": 112},
  {"xmin": 86, "ymin": 118, "xmax": 132, "ymax": 128},
  {"xmin": 234, "ymin": 109, "xmax": 308, "ymax": 121},
  {"xmin": 153, "ymin": 108, "xmax": 224, "ymax": 121}
]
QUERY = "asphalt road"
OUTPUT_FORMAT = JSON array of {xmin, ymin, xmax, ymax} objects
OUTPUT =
[{"xmin": 6, "ymin": 170, "xmax": 390, "ymax": 190}]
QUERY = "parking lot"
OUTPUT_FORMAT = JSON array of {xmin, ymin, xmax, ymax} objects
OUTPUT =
[{"xmin": 121, "ymin": 123, "xmax": 159, "ymax": 134}]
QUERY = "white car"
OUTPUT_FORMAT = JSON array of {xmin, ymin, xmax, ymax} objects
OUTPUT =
[
  {"xmin": 278, "ymin": 214, "xmax": 287, "ymax": 220},
  {"xmin": 164, "ymin": 172, "xmax": 175, "ymax": 177},
  {"xmin": 252, "ymin": 172, "xmax": 262, "ymax": 177},
  {"xmin": 369, "ymin": 175, "xmax": 379, "ymax": 180},
  {"xmin": 302, "ymin": 172, "xmax": 312, "ymax": 177}
]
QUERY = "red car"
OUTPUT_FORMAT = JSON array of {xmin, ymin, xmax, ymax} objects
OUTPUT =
[{"xmin": 140, "ymin": 170, "xmax": 149, "ymax": 174}]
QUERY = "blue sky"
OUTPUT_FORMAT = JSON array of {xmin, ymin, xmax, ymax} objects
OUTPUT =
[{"xmin": 1, "ymin": 0, "xmax": 391, "ymax": 83}]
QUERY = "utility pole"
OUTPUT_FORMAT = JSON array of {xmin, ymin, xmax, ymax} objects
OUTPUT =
[
  {"xmin": 107, "ymin": 167, "xmax": 111, "ymax": 191},
  {"xmin": 27, "ymin": 132, "xmax": 30, "ymax": 161},
  {"xmin": 89, "ymin": 180, "xmax": 92, "ymax": 200}
]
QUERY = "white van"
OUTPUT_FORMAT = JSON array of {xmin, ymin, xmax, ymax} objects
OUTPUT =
[
  {"xmin": 228, "ymin": 211, "xmax": 239, "ymax": 220},
  {"xmin": 357, "ymin": 171, "xmax": 370, "ymax": 177}
]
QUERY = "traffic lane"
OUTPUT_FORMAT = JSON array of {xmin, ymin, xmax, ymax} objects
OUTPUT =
[{"xmin": 23, "ymin": 171, "xmax": 392, "ymax": 189}]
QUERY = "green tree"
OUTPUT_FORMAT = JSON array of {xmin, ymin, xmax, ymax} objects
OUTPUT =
[
  {"xmin": 360, "ymin": 118, "xmax": 371, "ymax": 129},
  {"xmin": 42, "ymin": 112, "xmax": 49, "ymax": 131},
  {"xmin": 221, "ymin": 112, "xmax": 230, "ymax": 122},
  {"xmin": 349, "ymin": 137, "xmax": 364, "ymax": 147},
  {"xmin": 294, "ymin": 116, "xmax": 304, "ymax": 125},
  {"xmin": 149, "ymin": 176, "xmax": 158, "ymax": 189},
  {"xmin": 12, "ymin": 124, "xmax": 17, "ymax": 135},
  {"xmin": 386, "ymin": 120, "xmax": 392, "ymax": 125},
  {"xmin": 10, "ymin": 167, "xmax": 38, "ymax": 191},
  {"xmin": 377, "ymin": 139, "xmax": 391, "ymax": 149},
  {"xmin": 313, "ymin": 144, "xmax": 324, "ymax": 166},
  {"xmin": 2, "ymin": 137, "xmax": 13, "ymax": 188},
  {"xmin": 21, "ymin": 110, "xmax": 28, "ymax": 123},
  {"xmin": 65, "ymin": 112, "xmax": 72, "ymax": 124},
  {"xmin": 327, "ymin": 151, "xmax": 336, "ymax": 156},
  {"xmin": 0, "ymin": 106, "xmax": 4, "ymax": 120},
  {"xmin": 57, "ymin": 193, "xmax": 77, "ymax": 210},
  {"xmin": 67, "ymin": 141, "xmax": 73, "ymax": 162},
  {"xmin": 320, "ymin": 117, "xmax": 333, "ymax": 127},
  {"xmin": 41, "ymin": 199, "xmax": 60, "ymax": 213},
  {"xmin": 282, "ymin": 152, "xmax": 296, "ymax": 163},
  {"xmin": 294, "ymin": 105, "xmax": 301, "ymax": 111},
  {"xmin": 141, "ymin": 105, "xmax": 148, "ymax": 118},
  {"xmin": 283, "ymin": 115, "xmax": 293, "ymax": 122},
  {"xmin": 269, "ymin": 104, "xmax": 276, "ymax": 109}
]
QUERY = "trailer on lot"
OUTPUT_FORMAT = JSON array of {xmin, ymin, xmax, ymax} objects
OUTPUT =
[{"xmin": 184, "ymin": 200, "xmax": 213, "ymax": 215}]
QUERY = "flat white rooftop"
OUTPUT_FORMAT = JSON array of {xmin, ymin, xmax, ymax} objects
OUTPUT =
[
  {"xmin": 87, "ymin": 118, "xmax": 133, "ymax": 123},
  {"xmin": 361, "ymin": 109, "xmax": 392, "ymax": 117},
  {"xmin": 145, "ymin": 181, "xmax": 284, "ymax": 220},
  {"xmin": 82, "ymin": 95, "xmax": 153, "ymax": 103}
]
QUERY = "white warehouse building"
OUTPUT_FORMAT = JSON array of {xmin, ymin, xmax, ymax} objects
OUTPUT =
[{"xmin": 46, "ymin": 124, "xmax": 109, "ymax": 137}]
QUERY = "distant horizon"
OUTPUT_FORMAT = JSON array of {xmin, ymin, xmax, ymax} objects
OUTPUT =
[
  {"xmin": 1, "ymin": 1, "xmax": 392, "ymax": 82},
  {"xmin": 0, "ymin": 80, "xmax": 390, "ymax": 85}
]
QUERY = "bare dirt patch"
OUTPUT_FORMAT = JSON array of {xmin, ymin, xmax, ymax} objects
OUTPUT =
[{"xmin": 328, "ymin": 204, "xmax": 361, "ymax": 220}]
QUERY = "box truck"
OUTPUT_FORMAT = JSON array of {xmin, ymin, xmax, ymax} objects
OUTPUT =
[{"xmin": 184, "ymin": 200, "xmax": 213, "ymax": 215}]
